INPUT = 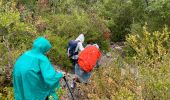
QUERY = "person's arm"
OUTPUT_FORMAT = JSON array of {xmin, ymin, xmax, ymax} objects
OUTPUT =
[
  {"xmin": 77, "ymin": 42, "xmax": 84, "ymax": 51},
  {"xmin": 39, "ymin": 57, "xmax": 63, "ymax": 89},
  {"xmin": 48, "ymin": 88, "xmax": 59, "ymax": 100}
]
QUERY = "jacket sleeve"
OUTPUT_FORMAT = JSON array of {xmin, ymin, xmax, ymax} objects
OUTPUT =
[
  {"xmin": 39, "ymin": 57, "xmax": 63, "ymax": 89},
  {"xmin": 77, "ymin": 42, "xmax": 84, "ymax": 51},
  {"xmin": 49, "ymin": 89, "xmax": 59, "ymax": 100}
]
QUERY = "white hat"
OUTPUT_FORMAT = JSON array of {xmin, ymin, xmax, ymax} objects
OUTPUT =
[{"xmin": 75, "ymin": 34, "xmax": 84, "ymax": 43}]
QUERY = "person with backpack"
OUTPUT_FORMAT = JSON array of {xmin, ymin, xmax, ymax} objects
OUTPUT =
[
  {"xmin": 13, "ymin": 36, "xmax": 65, "ymax": 100},
  {"xmin": 67, "ymin": 34, "xmax": 85, "ymax": 73},
  {"xmin": 74, "ymin": 44, "xmax": 102, "ymax": 83}
]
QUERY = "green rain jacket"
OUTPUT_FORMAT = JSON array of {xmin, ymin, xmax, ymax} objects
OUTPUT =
[{"xmin": 13, "ymin": 37, "xmax": 63, "ymax": 100}]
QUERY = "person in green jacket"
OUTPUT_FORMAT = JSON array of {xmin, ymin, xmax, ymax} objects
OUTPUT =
[{"xmin": 13, "ymin": 36, "xmax": 64, "ymax": 100}]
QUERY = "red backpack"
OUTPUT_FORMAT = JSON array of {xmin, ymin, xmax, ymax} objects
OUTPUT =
[{"xmin": 78, "ymin": 45, "xmax": 101, "ymax": 72}]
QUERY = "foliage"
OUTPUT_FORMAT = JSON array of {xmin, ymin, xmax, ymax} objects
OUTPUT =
[
  {"xmin": 79, "ymin": 50, "xmax": 170, "ymax": 99},
  {"xmin": 145, "ymin": 0, "xmax": 170, "ymax": 31},
  {"xmin": 17, "ymin": 0, "xmax": 170, "ymax": 42},
  {"xmin": 46, "ymin": 11, "xmax": 95, "ymax": 37},
  {"xmin": 139, "ymin": 55, "xmax": 170, "ymax": 99},
  {"xmin": 125, "ymin": 25, "xmax": 170, "ymax": 99},
  {"xmin": 0, "ymin": 1, "xmax": 37, "ymax": 86},
  {"xmin": 0, "ymin": 87, "xmax": 14, "ymax": 100},
  {"xmin": 0, "ymin": 0, "xmax": 170, "ymax": 99},
  {"xmin": 125, "ymin": 25, "xmax": 170, "ymax": 64},
  {"xmin": 46, "ymin": 33, "xmax": 72, "ymax": 68},
  {"xmin": 78, "ymin": 52, "xmax": 137, "ymax": 99},
  {"xmin": 103, "ymin": 0, "xmax": 133, "ymax": 42}
]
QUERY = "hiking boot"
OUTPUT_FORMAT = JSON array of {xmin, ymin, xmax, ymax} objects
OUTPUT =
[
  {"xmin": 74, "ymin": 77, "xmax": 81, "ymax": 83},
  {"xmin": 70, "ymin": 79, "xmax": 76, "ymax": 89}
]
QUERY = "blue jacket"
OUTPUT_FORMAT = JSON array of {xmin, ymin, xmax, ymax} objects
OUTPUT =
[{"xmin": 13, "ymin": 37, "xmax": 63, "ymax": 100}]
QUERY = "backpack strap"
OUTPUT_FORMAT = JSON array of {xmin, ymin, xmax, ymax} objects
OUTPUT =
[{"xmin": 71, "ymin": 41, "xmax": 79, "ymax": 57}]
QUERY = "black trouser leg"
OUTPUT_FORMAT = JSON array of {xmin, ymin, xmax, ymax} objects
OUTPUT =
[
  {"xmin": 70, "ymin": 59, "xmax": 78, "ymax": 74},
  {"xmin": 45, "ymin": 96, "xmax": 48, "ymax": 100}
]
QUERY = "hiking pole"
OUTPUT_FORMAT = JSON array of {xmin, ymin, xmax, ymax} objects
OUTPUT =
[{"xmin": 63, "ymin": 76, "xmax": 75, "ymax": 100}]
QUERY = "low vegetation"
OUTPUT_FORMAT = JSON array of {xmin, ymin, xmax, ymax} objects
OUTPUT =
[{"xmin": 0, "ymin": 0, "xmax": 170, "ymax": 99}]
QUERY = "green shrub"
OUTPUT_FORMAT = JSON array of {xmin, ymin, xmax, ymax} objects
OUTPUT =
[
  {"xmin": 0, "ymin": 1, "xmax": 37, "ymax": 86},
  {"xmin": 0, "ymin": 87, "xmax": 14, "ymax": 100},
  {"xmin": 78, "ymin": 51, "xmax": 137, "ymax": 99},
  {"xmin": 145, "ymin": 0, "xmax": 170, "ymax": 31},
  {"xmin": 125, "ymin": 26, "xmax": 170, "ymax": 99},
  {"xmin": 45, "ymin": 10, "xmax": 90, "ymax": 36},
  {"xmin": 125, "ymin": 25, "xmax": 170, "ymax": 64},
  {"xmin": 80, "ymin": 49, "xmax": 170, "ymax": 99},
  {"xmin": 139, "ymin": 57, "xmax": 170, "ymax": 99},
  {"xmin": 46, "ymin": 33, "xmax": 72, "ymax": 69}
]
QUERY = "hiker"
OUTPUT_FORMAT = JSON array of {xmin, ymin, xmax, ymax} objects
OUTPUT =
[
  {"xmin": 67, "ymin": 34, "xmax": 85, "ymax": 73},
  {"xmin": 13, "ymin": 36, "xmax": 65, "ymax": 100},
  {"xmin": 75, "ymin": 44, "xmax": 101, "ymax": 83}
]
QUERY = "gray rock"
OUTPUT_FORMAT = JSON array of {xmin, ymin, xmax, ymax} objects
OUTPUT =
[{"xmin": 106, "ymin": 52, "xmax": 111, "ymax": 57}]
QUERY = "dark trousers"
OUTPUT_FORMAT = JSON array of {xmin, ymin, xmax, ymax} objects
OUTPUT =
[
  {"xmin": 45, "ymin": 96, "xmax": 48, "ymax": 100},
  {"xmin": 70, "ymin": 59, "xmax": 78, "ymax": 74}
]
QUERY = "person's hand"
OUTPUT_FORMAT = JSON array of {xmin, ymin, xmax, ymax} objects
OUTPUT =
[
  {"xmin": 57, "ymin": 71, "xmax": 66, "ymax": 77},
  {"xmin": 62, "ymin": 72, "xmax": 66, "ymax": 77}
]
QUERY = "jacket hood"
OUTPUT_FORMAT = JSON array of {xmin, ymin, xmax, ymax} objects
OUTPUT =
[
  {"xmin": 75, "ymin": 34, "xmax": 84, "ymax": 43},
  {"xmin": 32, "ymin": 37, "xmax": 52, "ymax": 54}
]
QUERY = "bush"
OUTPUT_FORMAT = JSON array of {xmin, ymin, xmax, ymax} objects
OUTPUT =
[
  {"xmin": 125, "ymin": 25, "xmax": 170, "ymax": 64},
  {"xmin": 79, "ymin": 49, "xmax": 170, "ymax": 99},
  {"xmin": 0, "ymin": 87, "xmax": 14, "ymax": 100},
  {"xmin": 125, "ymin": 26, "xmax": 170, "ymax": 99},
  {"xmin": 139, "ymin": 55, "xmax": 170, "ymax": 99},
  {"xmin": 0, "ymin": 1, "xmax": 37, "ymax": 86},
  {"xmin": 46, "ymin": 33, "xmax": 72, "ymax": 69},
  {"xmin": 145, "ymin": 0, "xmax": 170, "ymax": 31},
  {"xmin": 77, "ymin": 51, "xmax": 137, "ymax": 99}
]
